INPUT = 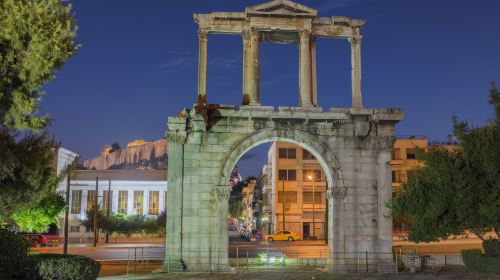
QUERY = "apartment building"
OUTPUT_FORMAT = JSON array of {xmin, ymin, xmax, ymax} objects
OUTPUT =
[{"xmin": 259, "ymin": 142, "xmax": 327, "ymax": 240}]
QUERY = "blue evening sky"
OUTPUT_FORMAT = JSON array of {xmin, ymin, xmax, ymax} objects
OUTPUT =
[{"xmin": 41, "ymin": 0, "xmax": 500, "ymax": 177}]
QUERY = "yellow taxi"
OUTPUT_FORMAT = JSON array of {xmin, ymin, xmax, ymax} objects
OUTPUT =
[{"xmin": 266, "ymin": 230, "xmax": 300, "ymax": 242}]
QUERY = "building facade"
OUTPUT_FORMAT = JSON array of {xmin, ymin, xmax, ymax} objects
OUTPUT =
[
  {"xmin": 55, "ymin": 162, "xmax": 167, "ymax": 239},
  {"xmin": 390, "ymin": 137, "xmax": 428, "ymax": 196},
  {"xmin": 259, "ymin": 142, "xmax": 328, "ymax": 240}
]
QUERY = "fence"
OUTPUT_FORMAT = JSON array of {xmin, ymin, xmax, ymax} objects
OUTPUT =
[{"xmin": 88, "ymin": 245, "xmax": 473, "ymax": 275}]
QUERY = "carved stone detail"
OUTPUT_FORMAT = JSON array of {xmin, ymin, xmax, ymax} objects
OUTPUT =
[
  {"xmin": 166, "ymin": 131, "xmax": 187, "ymax": 144},
  {"xmin": 214, "ymin": 185, "xmax": 231, "ymax": 202},
  {"xmin": 377, "ymin": 136, "xmax": 396, "ymax": 150},
  {"xmin": 327, "ymin": 186, "xmax": 347, "ymax": 200}
]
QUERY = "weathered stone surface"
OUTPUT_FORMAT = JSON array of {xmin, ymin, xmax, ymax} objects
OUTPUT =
[{"xmin": 165, "ymin": 107, "xmax": 402, "ymax": 272}]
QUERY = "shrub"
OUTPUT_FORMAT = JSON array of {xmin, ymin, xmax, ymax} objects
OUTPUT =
[
  {"xmin": 462, "ymin": 249, "xmax": 500, "ymax": 274},
  {"xmin": 27, "ymin": 254, "xmax": 101, "ymax": 280},
  {"xmin": 0, "ymin": 228, "xmax": 29, "ymax": 279},
  {"xmin": 483, "ymin": 239, "xmax": 500, "ymax": 257}
]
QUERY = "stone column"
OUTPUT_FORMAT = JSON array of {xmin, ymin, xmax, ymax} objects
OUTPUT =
[
  {"xmin": 197, "ymin": 29, "xmax": 208, "ymax": 102},
  {"xmin": 310, "ymin": 36, "xmax": 318, "ymax": 106},
  {"xmin": 163, "ymin": 126, "xmax": 187, "ymax": 272},
  {"xmin": 249, "ymin": 29, "xmax": 261, "ymax": 106},
  {"xmin": 328, "ymin": 184, "xmax": 346, "ymax": 272},
  {"xmin": 299, "ymin": 30, "xmax": 313, "ymax": 107},
  {"xmin": 376, "ymin": 137, "xmax": 395, "ymax": 259},
  {"xmin": 242, "ymin": 31, "xmax": 251, "ymax": 105},
  {"xmin": 350, "ymin": 36, "xmax": 362, "ymax": 108}
]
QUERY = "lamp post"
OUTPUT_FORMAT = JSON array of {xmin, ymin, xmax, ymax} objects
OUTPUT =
[
  {"xmin": 281, "ymin": 174, "xmax": 286, "ymax": 231},
  {"xmin": 307, "ymin": 174, "xmax": 316, "ymax": 240}
]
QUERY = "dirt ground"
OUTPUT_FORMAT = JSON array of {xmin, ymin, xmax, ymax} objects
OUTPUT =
[{"xmin": 98, "ymin": 267, "xmax": 500, "ymax": 280}]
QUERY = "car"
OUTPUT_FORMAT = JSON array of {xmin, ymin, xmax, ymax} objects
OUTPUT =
[
  {"xmin": 22, "ymin": 234, "xmax": 48, "ymax": 247},
  {"xmin": 266, "ymin": 230, "xmax": 300, "ymax": 242}
]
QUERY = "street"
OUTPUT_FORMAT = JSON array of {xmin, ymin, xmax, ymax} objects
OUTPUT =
[{"xmin": 31, "ymin": 238, "xmax": 484, "ymax": 261}]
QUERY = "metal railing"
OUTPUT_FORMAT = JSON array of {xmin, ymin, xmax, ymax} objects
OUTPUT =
[{"xmin": 82, "ymin": 246, "xmax": 472, "ymax": 275}]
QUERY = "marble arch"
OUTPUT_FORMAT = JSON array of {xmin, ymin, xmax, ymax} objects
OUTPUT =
[{"xmin": 164, "ymin": 0, "xmax": 403, "ymax": 273}]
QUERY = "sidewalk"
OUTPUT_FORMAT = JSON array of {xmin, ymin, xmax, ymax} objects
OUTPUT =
[{"xmin": 97, "ymin": 267, "xmax": 500, "ymax": 280}]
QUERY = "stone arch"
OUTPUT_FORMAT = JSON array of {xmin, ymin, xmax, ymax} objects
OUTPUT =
[
  {"xmin": 219, "ymin": 128, "xmax": 345, "ymax": 191},
  {"xmin": 214, "ymin": 128, "xmax": 347, "ymax": 270}
]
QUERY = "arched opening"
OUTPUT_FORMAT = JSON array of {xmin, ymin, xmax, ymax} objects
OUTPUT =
[{"xmin": 219, "ymin": 131, "xmax": 344, "ymax": 266}]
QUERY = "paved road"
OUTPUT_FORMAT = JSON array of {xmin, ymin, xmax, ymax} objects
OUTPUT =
[{"xmin": 32, "ymin": 239, "xmax": 483, "ymax": 261}]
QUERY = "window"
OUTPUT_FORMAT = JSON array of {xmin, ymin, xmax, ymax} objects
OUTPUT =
[
  {"xmin": 102, "ymin": 190, "xmax": 112, "ymax": 213},
  {"xmin": 134, "ymin": 191, "xmax": 144, "ymax": 214},
  {"xmin": 302, "ymin": 149, "xmax": 316, "ymax": 160},
  {"xmin": 303, "ymin": 192, "xmax": 322, "ymax": 204},
  {"xmin": 70, "ymin": 190, "xmax": 82, "ymax": 214},
  {"xmin": 118, "ymin": 191, "xmax": 128, "ymax": 214},
  {"xmin": 278, "ymin": 169, "xmax": 296, "ymax": 181},
  {"xmin": 303, "ymin": 170, "xmax": 322, "ymax": 181},
  {"xmin": 87, "ymin": 190, "xmax": 96, "ymax": 210},
  {"xmin": 149, "ymin": 191, "xmax": 159, "ymax": 215},
  {"xmin": 278, "ymin": 191, "xmax": 297, "ymax": 203},
  {"xmin": 278, "ymin": 148, "xmax": 296, "ymax": 159},
  {"xmin": 392, "ymin": 148, "xmax": 401, "ymax": 160},
  {"xmin": 392, "ymin": 171, "xmax": 401, "ymax": 183},
  {"xmin": 406, "ymin": 148, "xmax": 416, "ymax": 160},
  {"xmin": 70, "ymin": 225, "xmax": 80, "ymax": 233}
]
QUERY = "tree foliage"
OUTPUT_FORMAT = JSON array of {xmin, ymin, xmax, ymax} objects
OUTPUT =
[
  {"xmin": 12, "ymin": 192, "xmax": 66, "ymax": 232},
  {"xmin": 0, "ymin": 131, "xmax": 60, "ymax": 219},
  {"xmin": 390, "ymin": 84, "xmax": 500, "ymax": 242},
  {"xmin": 0, "ymin": 0, "xmax": 78, "ymax": 130},
  {"xmin": 0, "ymin": 0, "xmax": 78, "ymax": 221}
]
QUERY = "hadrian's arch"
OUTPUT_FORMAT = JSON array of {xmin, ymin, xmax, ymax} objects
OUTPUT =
[{"xmin": 165, "ymin": 0, "xmax": 403, "ymax": 273}]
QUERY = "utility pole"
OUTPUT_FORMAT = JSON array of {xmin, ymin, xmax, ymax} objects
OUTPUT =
[
  {"xmin": 93, "ymin": 177, "xmax": 99, "ymax": 247},
  {"xmin": 63, "ymin": 174, "xmax": 70, "ymax": 255},
  {"xmin": 105, "ymin": 179, "xmax": 111, "ymax": 243},
  {"xmin": 282, "ymin": 174, "xmax": 285, "ymax": 231},
  {"xmin": 312, "ymin": 182, "xmax": 316, "ymax": 240}
]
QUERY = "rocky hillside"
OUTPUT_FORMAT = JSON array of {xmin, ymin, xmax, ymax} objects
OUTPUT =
[{"xmin": 83, "ymin": 139, "xmax": 168, "ymax": 170}]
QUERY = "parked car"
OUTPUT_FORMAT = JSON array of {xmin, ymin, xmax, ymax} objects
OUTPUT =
[
  {"xmin": 267, "ymin": 230, "xmax": 300, "ymax": 242},
  {"xmin": 22, "ymin": 234, "xmax": 48, "ymax": 247}
]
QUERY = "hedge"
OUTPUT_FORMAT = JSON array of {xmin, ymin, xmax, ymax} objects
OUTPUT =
[
  {"xmin": 0, "ymin": 228, "xmax": 29, "ymax": 279},
  {"xmin": 29, "ymin": 254, "xmax": 101, "ymax": 280},
  {"xmin": 461, "ymin": 249, "xmax": 500, "ymax": 274}
]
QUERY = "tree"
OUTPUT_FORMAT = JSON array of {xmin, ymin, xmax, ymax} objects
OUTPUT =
[
  {"xmin": 0, "ymin": 0, "xmax": 78, "ymax": 220},
  {"xmin": 109, "ymin": 142, "xmax": 121, "ymax": 153},
  {"xmin": 390, "ymin": 84, "xmax": 500, "ymax": 242},
  {"xmin": 11, "ymin": 192, "xmax": 66, "ymax": 233},
  {"xmin": 80, "ymin": 204, "xmax": 108, "ymax": 238},
  {"xmin": 0, "ymin": 131, "xmax": 60, "ymax": 220},
  {"xmin": 0, "ymin": 0, "xmax": 78, "ymax": 130}
]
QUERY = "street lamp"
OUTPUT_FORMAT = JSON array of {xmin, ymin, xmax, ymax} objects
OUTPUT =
[
  {"xmin": 307, "ymin": 174, "xmax": 317, "ymax": 240},
  {"xmin": 281, "ymin": 173, "xmax": 286, "ymax": 232}
]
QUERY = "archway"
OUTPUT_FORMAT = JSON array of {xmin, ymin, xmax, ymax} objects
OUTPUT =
[{"xmin": 214, "ymin": 128, "xmax": 346, "ymax": 269}]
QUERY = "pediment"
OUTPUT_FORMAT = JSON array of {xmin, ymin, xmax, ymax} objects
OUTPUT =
[{"xmin": 246, "ymin": 0, "xmax": 318, "ymax": 17}]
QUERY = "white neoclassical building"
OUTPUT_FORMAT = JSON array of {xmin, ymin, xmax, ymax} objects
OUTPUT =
[{"xmin": 55, "ymin": 148, "xmax": 168, "ymax": 239}]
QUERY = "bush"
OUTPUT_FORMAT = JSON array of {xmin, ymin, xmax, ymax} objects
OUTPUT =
[
  {"xmin": 0, "ymin": 228, "xmax": 29, "ymax": 279},
  {"xmin": 26, "ymin": 254, "xmax": 101, "ymax": 280},
  {"xmin": 483, "ymin": 239, "xmax": 500, "ymax": 257},
  {"xmin": 462, "ymin": 249, "xmax": 500, "ymax": 274}
]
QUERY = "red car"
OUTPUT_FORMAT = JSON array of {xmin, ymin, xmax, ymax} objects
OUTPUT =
[{"xmin": 22, "ymin": 234, "xmax": 48, "ymax": 247}]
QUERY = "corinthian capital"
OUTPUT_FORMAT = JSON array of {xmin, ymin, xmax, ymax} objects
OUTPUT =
[
  {"xmin": 198, "ymin": 29, "xmax": 208, "ymax": 39},
  {"xmin": 299, "ymin": 29, "xmax": 312, "ymax": 41},
  {"xmin": 250, "ymin": 28, "xmax": 262, "ymax": 40},
  {"xmin": 166, "ymin": 131, "xmax": 187, "ymax": 144},
  {"xmin": 349, "ymin": 36, "xmax": 362, "ymax": 45}
]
